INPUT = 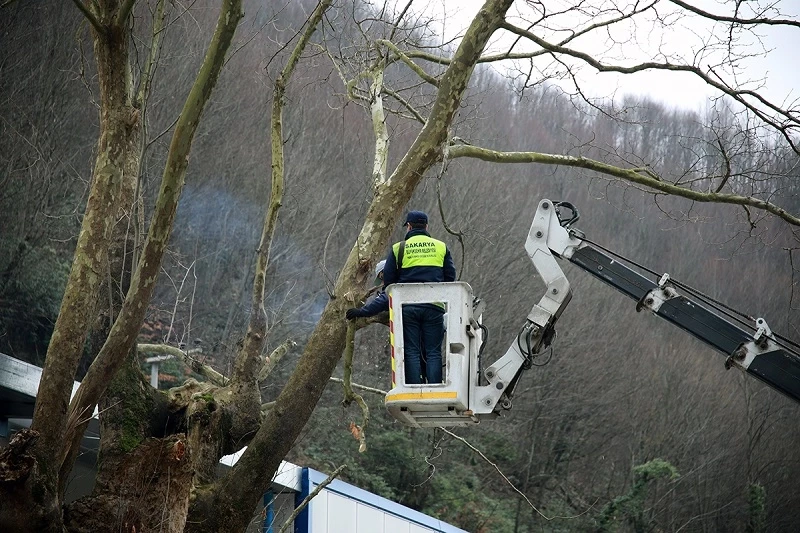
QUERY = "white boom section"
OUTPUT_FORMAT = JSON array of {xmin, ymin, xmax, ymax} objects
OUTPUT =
[{"xmin": 471, "ymin": 200, "xmax": 584, "ymax": 415}]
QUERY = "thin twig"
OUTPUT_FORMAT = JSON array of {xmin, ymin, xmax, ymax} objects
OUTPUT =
[
  {"xmin": 435, "ymin": 165, "xmax": 465, "ymax": 280},
  {"xmin": 278, "ymin": 464, "xmax": 347, "ymax": 533},
  {"xmin": 341, "ymin": 323, "xmax": 369, "ymax": 452},
  {"xmin": 439, "ymin": 427, "xmax": 551, "ymax": 520}
]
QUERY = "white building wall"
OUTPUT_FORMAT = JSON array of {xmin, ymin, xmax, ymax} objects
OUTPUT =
[{"xmin": 302, "ymin": 468, "xmax": 464, "ymax": 533}]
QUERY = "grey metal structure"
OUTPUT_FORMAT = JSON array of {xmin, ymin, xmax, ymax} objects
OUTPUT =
[{"xmin": 0, "ymin": 353, "xmax": 101, "ymax": 501}]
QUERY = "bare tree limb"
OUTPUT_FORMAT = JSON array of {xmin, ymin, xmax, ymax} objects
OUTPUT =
[
  {"xmin": 134, "ymin": 0, "xmax": 168, "ymax": 108},
  {"xmin": 341, "ymin": 324, "xmax": 368, "ymax": 452},
  {"xmin": 382, "ymin": 86, "xmax": 426, "ymax": 124},
  {"xmin": 445, "ymin": 144, "xmax": 800, "ymax": 226},
  {"xmin": 402, "ymin": 49, "xmax": 550, "ymax": 66},
  {"xmin": 667, "ymin": 0, "xmax": 800, "ymax": 27},
  {"xmin": 440, "ymin": 427, "xmax": 552, "ymax": 519},
  {"xmin": 138, "ymin": 343, "xmax": 226, "ymax": 386},
  {"xmin": 187, "ymin": 4, "xmax": 335, "ymax": 529},
  {"xmin": 116, "ymin": 0, "xmax": 137, "ymax": 27},
  {"xmin": 257, "ymin": 339, "xmax": 297, "ymax": 383},
  {"xmin": 232, "ymin": 0, "xmax": 333, "ymax": 384},
  {"xmin": 369, "ymin": 65, "xmax": 389, "ymax": 190},
  {"xmin": 278, "ymin": 465, "xmax": 347, "ymax": 533},
  {"xmin": 498, "ymin": 21, "xmax": 800, "ymax": 152},
  {"xmin": 329, "ymin": 377, "xmax": 388, "ymax": 396},
  {"xmin": 376, "ymin": 39, "xmax": 439, "ymax": 87},
  {"xmin": 714, "ymin": 137, "xmax": 733, "ymax": 193}
]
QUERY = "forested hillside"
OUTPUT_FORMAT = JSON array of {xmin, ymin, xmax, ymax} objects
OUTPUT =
[{"xmin": 1, "ymin": 1, "xmax": 798, "ymax": 532}]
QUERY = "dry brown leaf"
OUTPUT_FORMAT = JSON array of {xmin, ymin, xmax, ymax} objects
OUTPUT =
[
  {"xmin": 172, "ymin": 440, "xmax": 186, "ymax": 461},
  {"xmin": 348, "ymin": 422, "xmax": 362, "ymax": 440}
]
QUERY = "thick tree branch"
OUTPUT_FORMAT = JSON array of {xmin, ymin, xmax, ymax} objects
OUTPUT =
[
  {"xmin": 71, "ymin": 0, "xmax": 105, "ymax": 34},
  {"xmin": 399, "ymin": 49, "xmax": 451, "ymax": 65},
  {"xmin": 116, "ymin": 0, "xmax": 137, "ymax": 27},
  {"xmin": 232, "ymin": 0, "xmax": 332, "ymax": 384},
  {"xmin": 369, "ymin": 65, "xmax": 389, "ymax": 189},
  {"xmin": 401, "ymin": 48, "xmax": 561, "ymax": 66},
  {"xmin": 446, "ymin": 144, "xmax": 800, "ymax": 226}
]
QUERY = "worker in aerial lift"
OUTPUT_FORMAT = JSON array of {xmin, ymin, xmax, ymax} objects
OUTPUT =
[
  {"xmin": 345, "ymin": 260, "xmax": 388, "ymax": 319},
  {"xmin": 381, "ymin": 211, "xmax": 456, "ymax": 384}
]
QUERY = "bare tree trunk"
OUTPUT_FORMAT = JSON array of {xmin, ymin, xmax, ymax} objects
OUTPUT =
[
  {"xmin": 64, "ymin": 435, "xmax": 193, "ymax": 533},
  {"xmin": 62, "ymin": 0, "xmax": 244, "ymax": 476},
  {"xmin": 63, "ymin": 355, "xmax": 179, "ymax": 532},
  {"xmin": 185, "ymin": 2, "xmax": 515, "ymax": 531},
  {"xmin": 0, "ymin": 4, "xmax": 140, "ymax": 530},
  {"xmin": 0, "ymin": 1, "xmax": 243, "ymax": 531}
]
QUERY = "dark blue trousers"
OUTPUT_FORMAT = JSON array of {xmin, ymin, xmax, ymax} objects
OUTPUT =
[{"xmin": 402, "ymin": 304, "xmax": 444, "ymax": 384}]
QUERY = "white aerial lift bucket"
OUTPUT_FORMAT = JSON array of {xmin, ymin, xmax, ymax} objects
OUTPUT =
[{"xmin": 385, "ymin": 282, "xmax": 484, "ymax": 427}]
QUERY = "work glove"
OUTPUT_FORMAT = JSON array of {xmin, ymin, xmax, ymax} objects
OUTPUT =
[{"xmin": 346, "ymin": 308, "xmax": 364, "ymax": 320}]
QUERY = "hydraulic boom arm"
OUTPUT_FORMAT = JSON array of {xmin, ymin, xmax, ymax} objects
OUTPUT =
[{"xmin": 487, "ymin": 199, "xmax": 800, "ymax": 414}]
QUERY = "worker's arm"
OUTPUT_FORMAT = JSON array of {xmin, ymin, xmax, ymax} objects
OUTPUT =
[
  {"xmin": 361, "ymin": 292, "xmax": 389, "ymax": 316},
  {"xmin": 443, "ymin": 248, "xmax": 456, "ymax": 282},
  {"xmin": 346, "ymin": 291, "xmax": 388, "ymax": 320}
]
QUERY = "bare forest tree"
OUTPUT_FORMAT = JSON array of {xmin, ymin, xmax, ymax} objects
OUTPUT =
[{"xmin": 0, "ymin": 0, "xmax": 798, "ymax": 532}]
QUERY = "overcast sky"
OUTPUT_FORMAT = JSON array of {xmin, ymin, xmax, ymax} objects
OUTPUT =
[{"xmin": 399, "ymin": 0, "xmax": 799, "ymax": 112}]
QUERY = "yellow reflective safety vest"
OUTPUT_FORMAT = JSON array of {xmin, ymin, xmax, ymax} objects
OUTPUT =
[
  {"xmin": 383, "ymin": 229, "xmax": 455, "ymax": 286},
  {"xmin": 393, "ymin": 234, "xmax": 447, "ymax": 271}
]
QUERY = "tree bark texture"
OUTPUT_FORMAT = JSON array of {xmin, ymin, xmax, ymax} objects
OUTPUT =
[
  {"xmin": 63, "ymin": 0, "xmax": 244, "ymax": 477},
  {"xmin": 63, "ymin": 435, "xmax": 193, "ymax": 533}
]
